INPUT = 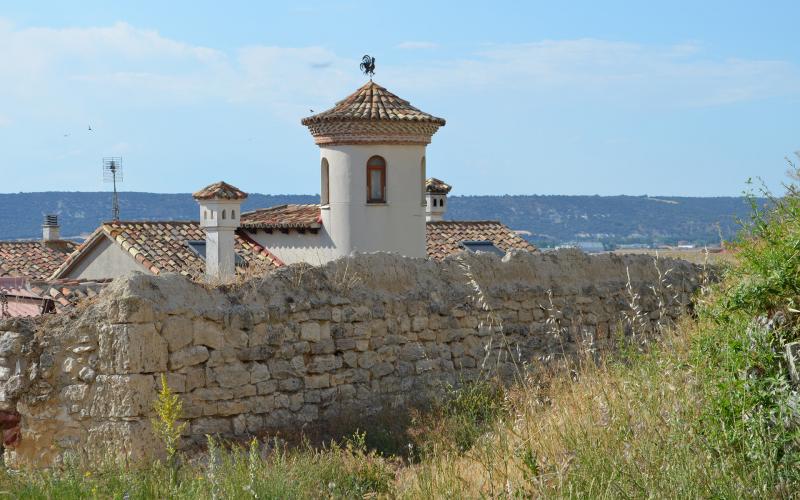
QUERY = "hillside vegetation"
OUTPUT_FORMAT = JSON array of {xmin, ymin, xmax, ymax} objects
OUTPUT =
[
  {"xmin": 1, "ymin": 182, "xmax": 798, "ymax": 497},
  {"xmin": 0, "ymin": 191, "xmax": 761, "ymax": 247}
]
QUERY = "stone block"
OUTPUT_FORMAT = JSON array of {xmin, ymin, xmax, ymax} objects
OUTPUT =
[
  {"xmin": 257, "ymin": 380, "xmax": 277, "ymax": 395},
  {"xmin": 304, "ymin": 374, "xmax": 330, "ymax": 389},
  {"xmin": 88, "ymin": 374, "xmax": 153, "ymax": 418},
  {"xmin": 279, "ymin": 377, "xmax": 302, "ymax": 392},
  {"xmin": 161, "ymin": 316, "xmax": 193, "ymax": 352},
  {"xmin": 300, "ymin": 322, "xmax": 321, "ymax": 342},
  {"xmin": 307, "ymin": 354, "xmax": 340, "ymax": 373},
  {"xmin": 213, "ymin": 362, "xmax": 250, "ymax": 388},
  {"xmin": 181, "ymin": 365, "xmax": 206, "ymax": 391},
  {"xmin": 192, "ymin": 417, "xmax": 231, "ymax": 436},
  {"xmin": 372, "ymin": 362, "xmax": 394, "ymax": 378},
  {"xmin": 400, "ymin": 343, "xmax": 426, "ymax": 362},
  {"xmin": 250, "ymin": 363, "xmax": 270, "ymax": 383},
  {"xmin": 193, "ymin": 320, "xmax": 224, "ymax": 350},
  {"xmin": 103, "ymin": 323, "xmax": 168, "ymax": 374},
  {"xmin": 170, "ymin": 345, "xmax": 209, "ymax": 370}
]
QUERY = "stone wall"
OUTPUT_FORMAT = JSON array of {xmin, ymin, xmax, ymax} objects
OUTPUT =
[{"xmin": 0, "ymin": 250, "xmax": 704, "ymax": 467}]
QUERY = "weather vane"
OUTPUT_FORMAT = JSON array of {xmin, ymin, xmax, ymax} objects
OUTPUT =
[{"xmin": 360, "ymin": 55, "xmax": 375, "ymax": 79}]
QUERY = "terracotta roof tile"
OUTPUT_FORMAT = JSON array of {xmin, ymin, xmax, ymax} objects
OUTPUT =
[
  {"xmin": 241, "ymin": 205, "xmax": 322, "ymax": 230},
  {"xmin": 426, "ymin": 221, "xmax": 537, "ymax": 260},
  {"xmin": 0, "ymin": 241, "xmax": 77, "ymax": 279},
  {"xmin": 52, "ymin": 221, "xmax": 283, "ymax": 279},
  {"xmin": 425, "ymin": 178, "xmax": 452, "ymax": 194},
  {"xmin": 1, "ymin": 277, "xmax": 109, "ymax": 318},
  {"xmin": 192, "ymin": 181, "xmax": 248, "ymax": 201},
  {"xmin": 301, "ymin": 81, "xmax": 445, "ymax": 125}
]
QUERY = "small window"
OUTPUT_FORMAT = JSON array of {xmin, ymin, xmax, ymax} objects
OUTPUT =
[
  {"xmin": 222, "ymin": 209, "xmax": 227, "ymax": 220},
  {"xmin": 440, "ymin": 198, "xmax": 445, "ymax": 207},
  {"xmin": 231, "ymin": 209, "xmax": 236, "ymax": 219},
  {"xmin": 367, "ymin": 155, "xmax": 386, "ymax": 203},
  {"xmin": 321, "ymin": 158, "xmax": 330, "ymax": 205},
  {"xmin": 460, "ymin": 240, "xmax": 505, "ymax": 256},
  {"xmin": 204, "ymin": 210, "xmax": 208, "ymax": 220}
]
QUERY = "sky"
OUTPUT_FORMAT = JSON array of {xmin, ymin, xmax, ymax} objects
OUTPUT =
[{"xmin": 0, "ymin": 1, "xmax": 798, "ymax": 196}]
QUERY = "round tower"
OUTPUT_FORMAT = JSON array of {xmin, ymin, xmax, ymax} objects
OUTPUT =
[{"xmin": 301, "ymin": 81, "xmax": 445, "ymax": 259}]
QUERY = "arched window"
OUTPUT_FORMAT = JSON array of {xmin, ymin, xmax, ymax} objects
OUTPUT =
[
  {"xmin": 420, "ymin": 156, "xmax": 426, "ymax": 205},
  {"xmin": 321, "ymin": 158, "xmax": 330, "ymax": 205},
  {"xmin": 231, "ymin": 209, "xmax": 236, "ymax": 219},
  {"xmin": 367, "ymin": 155, "xmax": 386, "ymax": 203},
  {"xmin": 204, "ymin": 210, "xmax": 208, "ymax": 220},
  {"xmin": 222, "ymin": 209, "xmax": 227, "ymax": 220}
]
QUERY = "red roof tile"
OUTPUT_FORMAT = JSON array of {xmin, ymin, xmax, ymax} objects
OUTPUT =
[
  {"xmin": 425, "ymin": 178, "xmax": 452, "ymax": 194},
  {"xmin": 0, "ymin": 277, "xmax": 109, "ymax": 318},
  {"xmin": 241, "ymin": 205, "xmax": 322, "ymax": 230},
  {"xmin": 0, "ymin": 241, "xmax": 77, "ymax": 279},
  {"xmin": 426, "ymin": 221, "xmax": 537, "ymax": 260},
  {"xmin": 301, "ymin": 81, "xmax": 445, "ymax": 125},
  {"xmin": 192, "ymin": 181, "xmax": 248, "ymax": 201},
  {"xmin": 52, "ymin": 221, "xmax": 283, "ymax": 279}
]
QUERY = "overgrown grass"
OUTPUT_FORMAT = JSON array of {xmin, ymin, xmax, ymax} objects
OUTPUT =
[{"xmin": 3, "ymin": 165, "xmax": 800, "ymax": 498}]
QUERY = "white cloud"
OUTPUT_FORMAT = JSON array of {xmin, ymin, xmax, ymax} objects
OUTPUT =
[
  {"xmin": 397, "ymin": 41, "xmax": 439, "ymax": 50},
  {"xmin": 0, "ymin": 20, "xmax": 796, "ymax": 125}
]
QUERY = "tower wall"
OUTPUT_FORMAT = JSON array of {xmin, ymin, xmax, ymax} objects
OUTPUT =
[{"xmin": 321, "ymin": 144, "xmax": 427, "ymax": 259}]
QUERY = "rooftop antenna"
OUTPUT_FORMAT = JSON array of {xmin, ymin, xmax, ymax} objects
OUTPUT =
[
  {"xmin": 360, "ymin": 55, "xmax": 375, "ymax": 79},
  {"xmin": 102, "ymin": 157, "xmax": 123, "ymax": 221}
]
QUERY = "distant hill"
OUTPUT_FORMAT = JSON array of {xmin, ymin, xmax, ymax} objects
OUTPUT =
[{"xmin": 0, "ymin": 191, "xmax": 760, "ymax": 247}]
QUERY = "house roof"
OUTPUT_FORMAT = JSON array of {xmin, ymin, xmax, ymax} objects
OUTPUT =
[
  {"xmin": 192, "ymin": 181, "xmax": 248, "ymax": 201},
  {"xmin": 301, "ymin": 81, "xmax": 446, "ymax": 125},
  {"xmin": 0, "ymin": 277, "xmax": 109, "ymax": 318},
  {"xmin": 0, "ymin": 241, "xmax": 77, "ymax": 279},
  {"xmin": 241, "ymin": 205, "xmax": 322, "ymax": 230},
  {"xmin": 426, "ymin": 221, "xmax": 537, "ymax": 260},
  {"xmin": 52, "ymin": 221, "xmax": 283, "ymax": 279},
  {"xmin": 426, "ymin": 178, "xmax": 452, "ymax": 195}
]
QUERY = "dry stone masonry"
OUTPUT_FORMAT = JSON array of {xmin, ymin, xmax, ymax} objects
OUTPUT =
[{"xmin": 0, "ymin": 250, "xmax": 704, "ymax": 467}]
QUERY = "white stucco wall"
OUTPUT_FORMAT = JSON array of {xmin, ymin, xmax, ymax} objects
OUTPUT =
[
  {"xmin": 249, "ymin": 228, "xmax": 338, "ymax": 265},
  {"xmin": 320, "ymin": 144, "xmax": 427, "ymax": 259},
  {"xmin": 63, "ymin": 237, "xmax": 145, "ymax": 280}
]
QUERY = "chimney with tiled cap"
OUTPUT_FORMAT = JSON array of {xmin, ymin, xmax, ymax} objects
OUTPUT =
[
  {"xmin": 42, "ymin": 214, "xmax": 61, "ymax": 242},
  {"xmin": 193, "ymin": 181, "xmax": 247, "ymax": 282},
  {"xmin": 425, "ymin": 178, "xmax": 452, "ymax": 222}
]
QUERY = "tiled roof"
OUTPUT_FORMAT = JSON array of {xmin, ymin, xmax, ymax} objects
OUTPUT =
[
  {"xmin": 0, "ymin": 241, "xmax": 77, "ymax": 279},
  {"xmin": 0, "ymin": 277, "xmax": 109, "ymax": 318},
  {"xmin": 426, "ymin": 221, "xmax": 537, "ymax": 260},
  {"xmin": 192, "ymin": 181, "xmax": 248, "ymax": 201},
  {"xmin": 301, "ymin": 81, "xmax": 445, "ymax": 125},
  {"xmin": 241, "ymin": 205, "xmax": 322, "ymax": 230},
  {"xmin": 52, "ymin": 221, "xmax": 283, "ymax": 279},
  {"xmin": 426, "ymin": 178, "xmax": 452, "ymax": 195}
]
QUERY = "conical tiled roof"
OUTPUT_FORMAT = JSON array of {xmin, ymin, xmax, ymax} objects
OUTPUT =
[
  {"xmin": 425, "ymin": 178, "xmax": 452, "ymax": 195},
  {"xmin": 302, "ymin": 81, "xmax": 445, "ymax": 125},
  {"xmin": 192, "ymin": 181, "xmax": 248, "ymax": 201}
]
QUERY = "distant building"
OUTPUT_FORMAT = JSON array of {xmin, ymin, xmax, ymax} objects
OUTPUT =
[
  {"xmin": 29, "ymin": 80, "xmax": 534, "ymax": 284},
  {"xmin": 0, "ymin": 215, "xmax": 76, "ymax": 279}
]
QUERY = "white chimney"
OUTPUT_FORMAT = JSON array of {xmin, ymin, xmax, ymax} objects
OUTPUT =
[
  {"xmin": 192, "ymin": 181, "xmax": 247, "ymax": 283},
  {"xmin": 425, "ymin": 178, "xmax": 452, "ymax": 222},
  {"xmin": 42, "ymin": 214, "xmax": 61, "ymax": 242}
]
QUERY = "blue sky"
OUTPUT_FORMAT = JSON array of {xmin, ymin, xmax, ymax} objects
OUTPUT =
[{"xmin": 0, "ymin": 1, "xmax": 798, "ymax": 196}]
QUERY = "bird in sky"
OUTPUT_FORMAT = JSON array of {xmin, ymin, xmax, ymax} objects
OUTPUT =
[
  {"xmin": 88, "ymin": 124, "xmax": 92, "ymax": 131},
  {"xmin": 63, "ymin": 133, "xmax": 70, "ymax": 137}
]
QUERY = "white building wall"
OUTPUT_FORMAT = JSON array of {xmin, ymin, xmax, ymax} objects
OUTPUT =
[
  {"xmin": 321, "ymin": 144, "xmax": 427, "ymax": 260},
  {"xmin": 64, "ymin": 237, "xmax": 145, "ymax": 280},
  {"xmin": 248, "ymin": 229, "xmax": 338, "ymax": 266}
]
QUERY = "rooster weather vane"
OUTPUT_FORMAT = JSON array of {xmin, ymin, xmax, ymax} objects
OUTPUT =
[{"xmin": 360, "ymin": 55, "xmax": 376, "ymax": 79}]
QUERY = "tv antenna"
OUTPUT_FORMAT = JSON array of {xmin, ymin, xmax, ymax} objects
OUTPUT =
[{"xmin": 102, "ymin": 157, "xmax": 123, "ymax": 221}]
